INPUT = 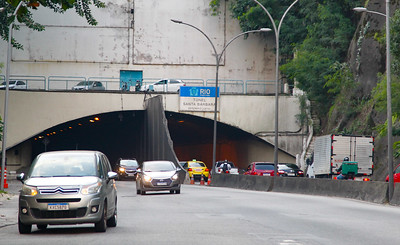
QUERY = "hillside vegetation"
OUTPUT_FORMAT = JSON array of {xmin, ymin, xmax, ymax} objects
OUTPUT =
[{"xmin": 211, "ymin": 0, "xmax": 400, "ymax": 180}]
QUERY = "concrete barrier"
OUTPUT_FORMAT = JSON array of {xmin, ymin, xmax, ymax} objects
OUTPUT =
[{"xmin": 211, "ymin": 174, "xmax": 389, "ymax": 204}]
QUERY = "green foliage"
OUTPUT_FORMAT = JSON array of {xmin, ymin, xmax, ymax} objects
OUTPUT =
[
  {"xmin": 210, "ymin": 0, "xmax": 362, "ymax": 118},
  {"xmin": 324, "ymin": 62, "xmax": 355, "ymax": 96},
  {"xmin": 295, "ymin": 94, "xmax": 311, "ymax": 129},
  {"xmin": 0, "ymin": 0, "xmax": 105, "ymax": 49}
]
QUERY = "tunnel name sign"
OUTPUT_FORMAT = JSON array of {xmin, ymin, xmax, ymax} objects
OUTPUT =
[{"xmin": 179, "ymin": 86, "xmax": 220, "ymax": 112}]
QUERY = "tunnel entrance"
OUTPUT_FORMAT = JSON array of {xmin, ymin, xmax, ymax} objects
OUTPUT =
[{"xmin": 28, "ymin": 109, "xmax": 275, "ymax": 171}]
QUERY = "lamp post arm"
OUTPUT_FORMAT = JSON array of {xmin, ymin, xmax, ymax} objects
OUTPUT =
[
  {"xmin": 218, "ymin": 29, "xmax": 266, "ymax": 64},
  {"xmin": 277, "ymin": 0, "xmax": 299, "ymax": 34}
]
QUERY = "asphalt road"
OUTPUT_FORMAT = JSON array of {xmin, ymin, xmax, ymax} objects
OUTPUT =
[{"xmin": 1, "ymin": 179, "xmax": 400, "ymax": 245}]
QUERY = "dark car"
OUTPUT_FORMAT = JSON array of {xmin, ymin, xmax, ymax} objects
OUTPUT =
[
  {"xmin": 115, "ymin": 158, "xmax": 139, "ymax": 180},
  {"xmin": 278, "ymin": 163, "xmax": 304, "ymax": 177},
  {"xmin": 244, "ymin": 162, "xmax": 276, "ymax": 176},
  {"xmin": 136, "ymin": 160, "xmax": 181, "ymax": 195}
]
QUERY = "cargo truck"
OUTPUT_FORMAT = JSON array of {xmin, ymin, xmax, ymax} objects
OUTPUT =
[{"xmin": 306, "ymin": 134, "xmax": 374, "ymax": 179}]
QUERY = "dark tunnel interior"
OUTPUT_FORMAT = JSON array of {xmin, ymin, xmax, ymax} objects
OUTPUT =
[{"xmin": 29, "ymin": 110, "xmax": 269, "ymax": 170}]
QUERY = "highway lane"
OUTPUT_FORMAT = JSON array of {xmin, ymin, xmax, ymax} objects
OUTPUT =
[{"xmin": 1, "ymin": 179, "xmax": 400, "ymax": 245}]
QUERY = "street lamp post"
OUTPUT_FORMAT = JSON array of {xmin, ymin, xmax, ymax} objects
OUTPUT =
[
  {"xmin": 1, "ymin": 1, "xmax": 25, "ymax": 191},
  {"xmin": 171, "ymin": 19, "xmax": 271, "ymax": 174},
  {"xmin": 252, "ymin": 0, "xmax": 299, "ymax": 177},
  {"xmin": 353, "ymin": 2, "xmax": 393, "ymax": 201}
]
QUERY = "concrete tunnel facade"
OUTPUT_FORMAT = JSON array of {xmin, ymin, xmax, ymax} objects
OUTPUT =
[{"xmin": 0, "ymin": 90, "xmax": 301, "ymax": 173}]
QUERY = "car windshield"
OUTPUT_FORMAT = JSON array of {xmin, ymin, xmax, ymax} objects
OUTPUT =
[
  {"xmin": 189, "ymin": 162, "xmax": 205, "ymax": 167},
  {"xmin": 29, "ymin": 153, "xmax": 98, "ymax": 177},
  {"xmin": 1, "ymin": 81, "xmax": 16, "ymax": 85},
  {"xmin": 76, "ymin": 81, "xmax": 93, "ymax": 86},
  {"xmin": 255, "ymin": 163, "xmax": 274, "ymax": 170},
  {"xmin": 143, "ymin": 161, "xmax": 175, "ymax": 172},
  {"xmin": 120, "ymin": 159, "xmax": 138, "ymax": 167},
  {"xmin": 280, "ymin": 163, "xmax": 299, "ymax": 170}
]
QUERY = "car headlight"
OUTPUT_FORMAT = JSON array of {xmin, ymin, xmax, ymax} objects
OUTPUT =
[
  {"xmin": 119, "ymin": 167, "xmax": 126, "ymax": 173},
  {"xmin": 172, "ymin": 173, "xmax": 179, "ymax": 181},
  {"xmin": 143, "ymin": 175, "xmax": 152, "ymax": 182},
  {"xmin": 21, "ymin": 185, "xmax": 38, "ymax": 196},
  {"xmin": 81, "ymin": 181, "xmax": 102, "ymax": 195}
]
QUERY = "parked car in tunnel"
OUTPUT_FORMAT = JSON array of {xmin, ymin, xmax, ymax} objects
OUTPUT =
[
  {"xmin": 16, "ymin": 150, "xmax": 118, "ymax": 234},
  {"xmin": 115, "ymin": 158, "xmax": 139, "ymax": 180},
  {"xmin": 278, "ymin": 163, "xmax": 304, "ymax": 177},
  {"xmin": 136, "ymin": 160, "xmax": 181, "ymax": 195},
  {"xmin": 244, "ymin": 162, "xmax": 277, "ymax": 176}
]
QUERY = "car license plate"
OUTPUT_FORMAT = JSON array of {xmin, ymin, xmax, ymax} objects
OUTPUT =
[
  {"xmin": 288, "ymin": 173, "xmax": 295, "ymax": 176},
  {"xmin": 157, "ymin": 182, "xmax": 167, "ymax": 186},
  {"xmin": 263, "ymin": 173, "xmax": 271, "ymax": 176},
  {"xmin": 48, "ymin": 203, "xmax": 69, "ymax": 210}
]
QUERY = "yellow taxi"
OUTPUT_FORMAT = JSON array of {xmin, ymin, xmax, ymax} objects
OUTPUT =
[{"xmin": 181, "ymin": 160, "xmax": 210, "ymax": 181}]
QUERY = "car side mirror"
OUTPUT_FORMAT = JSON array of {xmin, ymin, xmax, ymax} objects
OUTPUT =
[
  {"xmin": 17, "ymin": 173, "xmax": 25, "ymax": 183},
  {"xmin": 176, "ymin": 167, "xmax": 182, "ymax": 171},
  {"xmin": 108, "ymin": 171, "xmax": 118, "ymax": 180}
]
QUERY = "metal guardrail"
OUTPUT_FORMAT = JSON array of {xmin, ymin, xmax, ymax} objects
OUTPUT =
[
  {"xmin": 0, "ymin": 75, "xmax": 47, "ymax": 90},
  {"xmin": 48, "ymin": 76, "xmax": 86, "ymax": 90},
  {"xmin": 1, "ymin": 74, "xmax": 288, "ymax": 95}
]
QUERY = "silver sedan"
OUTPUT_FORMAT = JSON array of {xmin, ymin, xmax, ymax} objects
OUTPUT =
[
  {"xmin": 17, "ymin": 150, "xmax": 118, "ymax": 234},
  {"xmin": 136, "ymin": 160, "xmax": 181, "ymax": 194}
]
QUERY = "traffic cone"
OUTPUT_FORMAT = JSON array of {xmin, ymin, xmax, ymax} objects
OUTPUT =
[
  {"xmin": 207, "ymin": 174, "xmax": 211, "ymax": 185},
  {"xmin": 190, "ymin": 175, "xmax": 195, "ymax": 185},
  {"xmin": 200, "ymin": 174, "xmax": 205, "ymax": 185},
  {"xmin": 3, "ymin": 167, "xmax": 8, "ymax": 189}
]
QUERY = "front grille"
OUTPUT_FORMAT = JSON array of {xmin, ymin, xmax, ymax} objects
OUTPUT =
[
  {"xmin": 36, "ymin": 198, "xmax": 81, "ymax": 203},
  {"xmin": 31, "ymin": 208, "xmax": 87, "ymax": 219},
  {"xmin": 151, "ymin": 178, "xmax": 172, "ymax": 186},
  {"xmin": 39, "ymin": 186, "xmax": 80, "ymax": 195}
]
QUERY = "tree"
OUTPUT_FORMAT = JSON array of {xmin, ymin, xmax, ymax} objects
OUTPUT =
[
  {"xmin": 0, "ymin": 0, "xmax": 105, "ymax": 49},
  {"xmin": 210, "ymin": 0, "xmax": 362, "ymax": 119}
]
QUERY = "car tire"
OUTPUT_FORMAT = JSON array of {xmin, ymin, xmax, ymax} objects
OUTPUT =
[
  {"xmin": 170, "ymin": 190, "xmax": 174, "ymax": 194},
  {"xmin": 94, "ymin": 202, "xmax": 107, "ymax": 232},
  {"xmin": 136, "ymin": 189, "xmax": 141, "ymax": 194},
  {"xmin": 37, "ymin": 224, "xmax": 48, "ymax": 230},
  {"xmin": 106, "ymin": 199, "xmax": 117, "ymax": 227},
  {"xmin": 18, "ymin": 216, "xmax": 31, "ymax": 234},
  {"xmin": 141, "ymin": 190, "xmax": 146, "ymax": 195},
  {"xmin": 175, "ymin": 189, "xmax": 181, "ymax": 194}
]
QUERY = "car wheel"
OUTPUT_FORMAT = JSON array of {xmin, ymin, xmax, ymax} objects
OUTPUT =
[
  {"xmin": 175, "ymin": 189, "xmax": 181, "ymax": 194},
  {"xmin": 37, "ymin": 224, "xmax": 48, "ymax": 230},
  {"xmin": 170, "ymin": 190, "xmax": 174, "ymax": 194},
  {"xmin": 141, "ymin": 190, "xmax": 146, "ymax": 195},
  {"xmin": 106, "ymin": 199, "xmax": 117, "ymax": 227},
  {"xmin": 18, "ymin": 216, "xmax": 31, "ymax": 234},
  {"xmin": 94, "ymin": 202, "xmax": 107, "ymax": 232},
  {"xmin": 136, "ymin": 189, "xmax": 141, "ymax": 194}
]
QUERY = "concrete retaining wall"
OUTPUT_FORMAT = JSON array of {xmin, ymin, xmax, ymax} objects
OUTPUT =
[{"xmin": 211, "ymin": 174, "xmax": 389, "ymax": 204}]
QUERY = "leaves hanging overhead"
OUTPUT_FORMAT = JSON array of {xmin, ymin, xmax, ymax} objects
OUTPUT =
[{"xmin": 0, "ymin": 0, "xmax": 106, "ymax": 49}]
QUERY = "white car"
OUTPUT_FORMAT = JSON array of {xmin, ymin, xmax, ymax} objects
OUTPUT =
[
  {"xmin": 140, "ymin": 79, "xmax": 185, "ymax": 92},
  {"xmin": 0, "ymin": 80, "xmax": 27, "ymax": 90}
]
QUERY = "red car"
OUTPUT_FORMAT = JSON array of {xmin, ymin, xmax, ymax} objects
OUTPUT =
[
  {"xmin": 244, "ymin": 162, "xmax": 277, "ymax": 176},
  {"xmin": 386, "ymin": 163, "xmax": 400, "ymax": 182}
]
